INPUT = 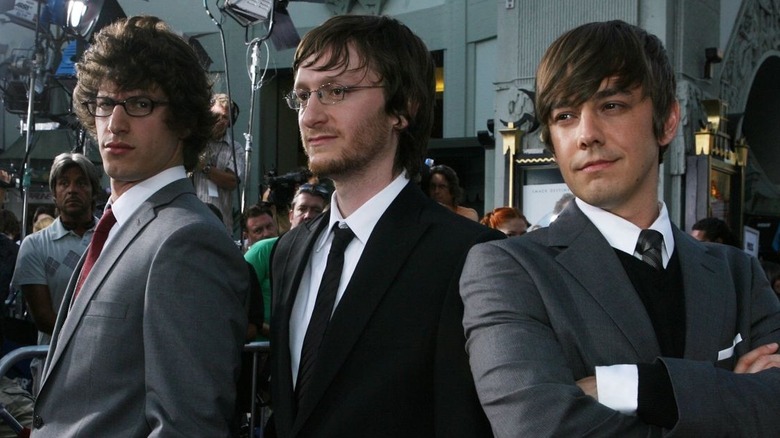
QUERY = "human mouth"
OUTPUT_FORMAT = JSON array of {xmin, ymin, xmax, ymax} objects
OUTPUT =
[
  {"xmin": 103, "ymin": 141, "xmax": 133, "ymax": 155},
  {"xmin": 305, "ymin": 133, "xmax": 337, "ymax": 147},
  {"xmin": 579, "ymin": 158, "xmax": 616, "ymax": 173}
]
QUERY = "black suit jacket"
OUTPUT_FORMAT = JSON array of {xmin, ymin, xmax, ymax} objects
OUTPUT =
[{"xmin": 270, "ymin": 182, "xmax": 503, "ymax": 438}]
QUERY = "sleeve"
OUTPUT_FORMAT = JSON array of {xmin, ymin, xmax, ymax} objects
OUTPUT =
[
  {"xmin": 245, "ymin": 240, "xmax": 273, "ymax": 326},
  {"xmin": 460, "ymin": 241, "xmax": 662, "ymax": 437},
  {"xmin": 434, "ymin": 254, "xmax": 493, "ymax": 437},
  {"xmin": 246, "ymin": 263, "xmax": 264, "ymax": 330},
  {"xmin": 11, "ymin": 235, "xmax": 45, "ymax": 289},
  {"xmin": 232, "ymin": 140, "xmax": 246, "ymax": 181},
  {"xmin": 659, "ymin": 255, "xmax": 780, "ymax": 436},
  {"xmin": 143, "ymin": 223, "xmax": 249, "ymax": 437}
]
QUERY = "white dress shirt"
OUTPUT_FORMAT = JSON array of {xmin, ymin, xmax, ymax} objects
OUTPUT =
[{"xmin": 289, "ymin": 173, "xmax": 409, "ymax": 386}]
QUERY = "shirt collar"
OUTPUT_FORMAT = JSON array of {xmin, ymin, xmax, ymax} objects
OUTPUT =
[
  {"xmin": 109, "ymin": 166, "xmax": 187, "ymax": 227},
  {"xmin": 321, "ymin": 172, "xmax": 409, "ymax": 248},
  {"xmin": 47, "ymin": 217, "xmax": 73, "ymax": 240},
  {"xmin": 575, "ymin": 197, "xmax": 675, "ymax": 263}
]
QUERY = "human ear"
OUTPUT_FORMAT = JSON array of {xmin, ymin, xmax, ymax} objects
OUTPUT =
[
  {"xmin": 393, "ymin": 115, "xmax": 409, "ymax": 130},
  {"xmin": 659, "ymin": 101, "xmax": 680, "ymax": 146}
]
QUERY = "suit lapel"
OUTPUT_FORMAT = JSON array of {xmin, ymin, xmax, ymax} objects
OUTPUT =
[
  {"xmin": 273, "ymin": 216, "xmax": 328, "ymax": 433},
  {"xmin": 291, "ymin": 183, "xmax": 430, "ymax": 433},
  {"xmin": 675, "ymin": 229, "xmax": 728, "ymax": 361},
  {"xmin": 550, "ymin": 204, "xmax": 661, "ymax": 359},
  {"xmin": 40, "ymin": 180, "xmax": 186, "ymax": 387}
]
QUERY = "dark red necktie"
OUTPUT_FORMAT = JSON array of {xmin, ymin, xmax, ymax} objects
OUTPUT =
[{"xmin": 74, "ymin": 206, "xmax": 117, "ymax": 297}]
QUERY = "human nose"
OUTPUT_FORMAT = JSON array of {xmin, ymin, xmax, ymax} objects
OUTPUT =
[
  {"xmin": 107, "ymin": 104, "xmax": 130, "ymax": 133},
  {"xmin": 577, "ymin": 109, "xmax": 603, "ymax": 149},
  {"xmin": 65, "ymin": 181, "xmax": 81, "ymax": 193},
  {"xmin": 299, "ymin": 92, "xmax": 327, "ymax": 126}
]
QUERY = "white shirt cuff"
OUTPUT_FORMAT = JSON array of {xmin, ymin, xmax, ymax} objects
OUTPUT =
[{"xmin": 595, "ymin": 364, "xmax": 638, "ymax": 415}]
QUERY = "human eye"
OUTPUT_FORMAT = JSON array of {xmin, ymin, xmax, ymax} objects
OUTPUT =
[
  {"xmin": 602, "ymin": 102, "xmax": 623, "ymax": 111},
  {"xmin": 95, "ymin": 97, "xmax": 115, "ymax": 111},
  {"xmin": 552, "ymin": 110, "xmax": 575, "ymax": 123},
  {"xmin": 128, "ymin": 97, "xmax": 152, "ymax": 111},
  {"xmin": 295, "ymin": 90, "xmax": 311, "ymax": 102},
  {"xmin": 327, "ymin": 85, "xmax": 347, "ymax": 99}
]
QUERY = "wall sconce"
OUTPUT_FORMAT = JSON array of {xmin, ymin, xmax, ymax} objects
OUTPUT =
[
  {"xmin": 500, "ymin": 122, "xmax": 521, "ymax": 157},
  {"xmin": 704, "ymin": 47, "xmax": 722, "ymax": 79},
  {"xmin": 735, "ymin": 137, "xmax": 749, "ymax": 167},
  {"xmin": 500, "ymin": 122, "xmax": 523, "ymax": 206},
  {"xmin": 695, "ymin": 131, "xmax": 712, "ymax": 155},
  {"xmin": 435, "ymin": 67, "xmax": 444, "ymax": 93}
]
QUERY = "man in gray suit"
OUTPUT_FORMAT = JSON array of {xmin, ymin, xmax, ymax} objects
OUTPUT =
[
  {"xmin": 31, "ymin": 16, "xmax": 249, "ymax": 437},
  {"xmin": 461, "ymin": 20, "xmax": 780, "ymax": 436}
]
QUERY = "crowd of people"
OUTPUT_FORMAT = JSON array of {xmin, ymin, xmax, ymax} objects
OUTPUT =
[{"xmin": 0, "ymin": 12, "xmax": 777, "ymax": 438}]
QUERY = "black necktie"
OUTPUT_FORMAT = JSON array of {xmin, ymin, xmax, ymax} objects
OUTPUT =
[
  {"xmin": 636, "ymin": 229, "xmax": 663, "ymax": 270},
  {"xmin": 296, "ymin": 223, "xmax": 355, "ymax": 405}
]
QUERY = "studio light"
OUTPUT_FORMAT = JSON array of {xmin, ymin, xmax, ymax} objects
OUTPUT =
[
  {"xmin": 64, "ymin": 0, "xmax": 105, "ymax": 38},
  {"xmin": 222, "ymin": 0, "xmax": 274, "ymax": 27}
]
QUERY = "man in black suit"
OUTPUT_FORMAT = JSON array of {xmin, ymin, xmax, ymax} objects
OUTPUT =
[{"xmin": 269, "ymin": 15, "xmax": 503, "ymax": 438}]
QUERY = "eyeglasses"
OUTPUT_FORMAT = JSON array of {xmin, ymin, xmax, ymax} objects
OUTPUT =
[
  {"xmin": 82, "ymin": 96, "xmax": 169, "ymax": 117},
  {"xmin": 284, "ymin": 83, "xmax": 384, "ymax": 110},
  {"xmin": 298, "ymin": 183, "xmax": 330, "ymax": 198}
]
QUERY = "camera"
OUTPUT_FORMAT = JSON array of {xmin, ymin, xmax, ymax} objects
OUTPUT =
[{"xmin": 264, "ymin": 169, "xmax": 311, "ymax": 208}]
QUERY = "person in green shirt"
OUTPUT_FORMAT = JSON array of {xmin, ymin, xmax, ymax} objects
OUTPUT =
[{"xmin": 244, "ymin": 183, "xmax": 329, "ymax": 340}]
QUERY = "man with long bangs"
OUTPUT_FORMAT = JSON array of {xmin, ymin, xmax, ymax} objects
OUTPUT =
[{"xmin": 461, "ymin": 20, "xmax": 780, "ymax": 436}]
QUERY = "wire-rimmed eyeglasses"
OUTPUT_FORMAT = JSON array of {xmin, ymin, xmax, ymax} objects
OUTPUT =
[
  {"xmin": 82, "ymin": 96, "xmax": 169, "ymax": 117},
  {"xmin": 284, "ymin": 83, "xmax": 384, "ymax": 111}
]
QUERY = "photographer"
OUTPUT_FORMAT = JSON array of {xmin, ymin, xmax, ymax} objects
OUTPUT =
[
  {"xmin": 260, "ymin": 168, "xmax": 312, "ymax": 235},
  {"xmin": 192, "ymin": 93, "xmax": 244, "ymax": 234}
]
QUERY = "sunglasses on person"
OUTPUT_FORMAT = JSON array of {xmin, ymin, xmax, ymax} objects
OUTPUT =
[{"xmin": 298, "ymin": 183, "xmax": 330, "ymax": 198}]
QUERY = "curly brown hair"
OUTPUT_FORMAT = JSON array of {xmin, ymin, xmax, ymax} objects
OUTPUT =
[{"xmin": 73, "ymin": 16, "xmax": 215, "ymax": 171}]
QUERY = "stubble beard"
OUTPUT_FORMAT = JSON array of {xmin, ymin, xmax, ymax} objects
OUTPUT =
[{"xmin": 304, "ymin": 110, "xmax": 392, "ymax": 180}]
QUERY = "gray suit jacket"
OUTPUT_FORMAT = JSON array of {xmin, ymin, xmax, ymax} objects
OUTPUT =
[
  {"xmin": 461, "ymin": 202, "xmax": 780, "ymax": 437},
  {"xmin": 31, "ymin": 179, "xmax": 249, "ymax": 437}
]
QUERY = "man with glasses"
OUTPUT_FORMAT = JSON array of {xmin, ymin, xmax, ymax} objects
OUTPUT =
[
  {"xmin": 269, "ymin": 15, "xmax": 503, "ymax": 437},
  {"xmin": 30, "ymin": 17, "xmax": 249, "ymax": 437}
]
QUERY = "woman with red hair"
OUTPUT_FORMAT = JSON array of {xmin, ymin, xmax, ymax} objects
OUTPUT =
[{"xmin": 481, "ymin": 207, "xmax": 530, "ymax": 237}]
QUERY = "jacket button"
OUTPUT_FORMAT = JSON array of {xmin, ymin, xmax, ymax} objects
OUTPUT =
[{"xmin": 33, "ymin": 415, "xmax": 44, "ymax": 429}]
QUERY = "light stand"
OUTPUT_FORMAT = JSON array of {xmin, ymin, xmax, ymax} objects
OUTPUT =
[
  {"xmin": 19, "ymin": 0, "xmax": 45, "ymax": 241},
  {"xmin": 205, "ymin": 0, "xmax": 279, "ymax": 248},
  {"xmin": 242, "ymin": 39, "xmax": 264, "ymax": 214}
]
